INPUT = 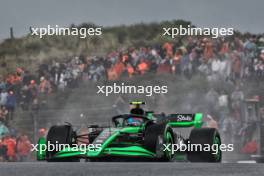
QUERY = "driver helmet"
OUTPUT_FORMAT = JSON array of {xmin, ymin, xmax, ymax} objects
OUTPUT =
[
  {"xmin": 130, "ymin": 101, "xmax": 145, "ymax": 115},
  {"xmin": 127, "ymin": 117, "xmax": 141, "ymax": 126}
]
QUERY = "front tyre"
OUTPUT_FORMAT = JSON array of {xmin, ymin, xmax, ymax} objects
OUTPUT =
[
  {"xmin": 144, "ymin": 123, "xmax": 174, "ymax": 161},
  {"xmin": 46, "ymin": 125, "xmax": 79, "ymax": 162}
]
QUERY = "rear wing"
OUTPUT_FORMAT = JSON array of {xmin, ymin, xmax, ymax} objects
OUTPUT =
[{"xmin": 166, "ymin": 113, "xmax": 203, "ymax": 128}]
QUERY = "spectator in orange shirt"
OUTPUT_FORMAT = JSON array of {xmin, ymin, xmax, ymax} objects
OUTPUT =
[
  {"xmin": 126, "ymin": 63, "xmax": 135, "ymax": 78},
  {"xmin": 203, "ymin": 39, "xmax": 213, "ymax": 61},
  {"xmin": 2, "ymin": 135, "xmax": 17, "ymax": 161},
  {"xmin": 137, "ymin": 59, "xmax": 148, "ymax": 75},
  {"xmin": 16, "ymin": 134, "xmax": 32, "ymax": 161},
  {"xmin": 163, "ymin": 42, "xmax": 174, "ymax": 57}
]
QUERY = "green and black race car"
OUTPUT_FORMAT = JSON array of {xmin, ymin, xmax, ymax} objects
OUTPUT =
[{"xmin": 37, "ymin": 101, "xmax": 222, "ymax": 162}]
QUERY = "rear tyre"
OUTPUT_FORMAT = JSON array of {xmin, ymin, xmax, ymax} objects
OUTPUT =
[
  {"xmin": 187, "ymin": 128, "xmax": 221, "ymax": 162},
  {"xmin": 144, "ymin": 123, "xmax": 174, "ymax": 161},
  {"xmin": 46, "ymin": 125, "xmax": 79, "ymax": 162}
]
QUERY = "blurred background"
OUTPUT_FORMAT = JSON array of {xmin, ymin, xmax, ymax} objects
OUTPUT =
[{"xmin": 0, "ymin": 0, "xmax": 264, "ymax": 162}]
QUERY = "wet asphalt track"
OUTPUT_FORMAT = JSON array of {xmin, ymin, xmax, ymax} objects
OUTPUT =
[{"xmin": 0, "ymin": 162, "xmax": 263, "ymax": 176}]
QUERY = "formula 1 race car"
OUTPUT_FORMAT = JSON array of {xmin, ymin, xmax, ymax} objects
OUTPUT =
[{"xmin": 37, "ymin": 101, "xmax": 222, "ymax": 162}]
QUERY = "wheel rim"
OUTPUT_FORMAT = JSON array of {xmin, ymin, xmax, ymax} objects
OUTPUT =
[
  {"xmin": 165, "ymin": 132, "xmax": 173, "ymax": 160},
  {"xmin": 213, "ymin": 136, "xmax": 221, "ymax": 162}
]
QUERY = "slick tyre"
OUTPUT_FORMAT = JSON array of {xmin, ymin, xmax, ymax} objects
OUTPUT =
[
  {"xmin": 46, "ymin": 125, "xmax": 78, "ymax": 162},
  {"xmin": 187, "ymin": 128, "xmax": 222, "ymax": 162},
  {"xmin": 144, "ymin": 123, "xmax": 174, "ymax": 161}
]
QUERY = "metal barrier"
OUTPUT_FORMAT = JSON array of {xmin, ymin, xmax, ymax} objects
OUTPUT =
[{"xmin": 13, "ymin": 106, "xmax": 117, "ymax": 143}]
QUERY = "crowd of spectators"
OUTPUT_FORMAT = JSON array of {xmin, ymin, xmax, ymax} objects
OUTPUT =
[
  {"xmin": 0, "ymin": 134, "xmax": 32, "ymax": 162},
  {"xmin": 0, "ymin": 34, "xmax": 264, "ymax": 160},
  {"xmin": 1, "ymin": 36, "xmax": 264, "ymax": 115}
]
